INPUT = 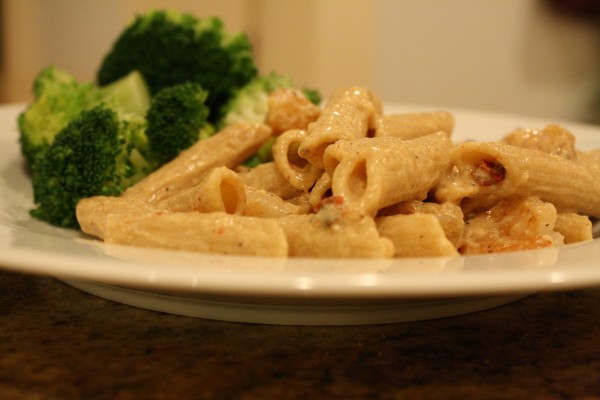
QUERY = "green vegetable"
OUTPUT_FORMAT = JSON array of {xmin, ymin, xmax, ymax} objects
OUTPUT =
[
  {"xmin": 100, "ymin": 70, "xmax": 152, "ymax": 116},
  {"xmin": 301, "ymin": 88, "xmax": 322, "ymax": 106},
  {"xmin": 96, "ymin": 10, "xmax": 257, "ymax": 121},
  {"xmin": 18, "ymin": 66, "xmax": 151, "ymax": 168},
  {"xmin": 146, "ymin": 82, "xmax": 212, "ymax": 164},
  {"xmin": 30, "ymin": 104, "xmax": 152, "ymax": 228},
  {"xmin": 27, "ymin": 77, "xmax": 212, "ymax": 229},
  {"xmin": 218, "ymin": 72, "xmax": 295, "ymax": 128},
  {"xmin": 243, "ymin": 136, "xmax": 276, "ymax": 168},
  {"xmin": 20, "ymin": 9, "xmax": 321, "ymax": 228},
  {"xmin": 18, "ymin": 66, "xmax": 101, "ymax": 168}
]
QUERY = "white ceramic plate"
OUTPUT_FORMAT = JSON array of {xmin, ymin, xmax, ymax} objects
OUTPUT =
[{"xmin": 2, "ymin": 103, "xmax": 600, "ymax": 325}]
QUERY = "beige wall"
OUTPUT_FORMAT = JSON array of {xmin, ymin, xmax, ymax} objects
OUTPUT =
[
  {"xmin": 249, "ymin": 0, "xmax": 376, "ymax": 94},
  {"xmin": 0, "ymin": 0, "xmax": 255, "ymax": 101},
  {"xmin": 372, "ymin": 0, "xmax": 600, "ymax": 122},
  {"xmin": 1, "ymin": 0, "xmax": 599, "ymax": 122}
]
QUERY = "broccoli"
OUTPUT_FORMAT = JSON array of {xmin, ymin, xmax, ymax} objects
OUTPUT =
[
  {"xmin": 18, "ymin": 66, "xmax": 151, "ymax": 168},
  {"xmin": 30, "ymin": 103, "xmax": 152, "ymax": 228},
  {"xmin": 217, "ymin": 72, "xmax": 295, "ymax": 128},
  {"xmin": 218, "ymin": 72, "xmax": 322, "ymax": 128},
  {"xmin": 146, "ymin": 82, "xmax": 212, "ymax": 164},
  {"xmin": 27, "ymin": 79, "xmax": 213, "ymax": 228},
  {"xmin": 96, "ymin": 10, "xmax": 257, "ymax": 121},
  {"xmin": 20, "ymin": 9, "xmax": 321, "ymax": 228},
  {"xmin": 301, "ymin": 88, "xmax": 322, "ymax": 106},
  {"xmin": 99, "ymin": 70, "xmax": 152, "ymax": 117},
  {"xmin": 18, "ymin": 66, "xmax": 102, "ymax": 167}
]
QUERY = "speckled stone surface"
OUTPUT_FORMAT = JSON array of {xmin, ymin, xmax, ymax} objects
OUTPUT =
[{"xmin": 1, "ymin": 269, "xmax": 600, "ymax": 400}]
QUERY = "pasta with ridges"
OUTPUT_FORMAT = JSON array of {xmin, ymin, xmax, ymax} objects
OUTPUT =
[{"xmin": 75, "ymin": 88, "xmax": 599, "ymax": 258}]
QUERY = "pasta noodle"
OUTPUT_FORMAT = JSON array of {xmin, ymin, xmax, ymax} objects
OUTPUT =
[
  {"xmin": 244, "ymin": 187, "xmax": 310, "ymax": 218},
  {"xmin": 277, "ymin": 212, "xmax": 394, "ymax": 258},
  {"xmin": 77, "ymin": 195, "xmax": 154, "ymax": 240},
  {"xmin": 238, "ymin": 161, "xmax": 303, "ymax": 200},
  {"xmin": 297, "ymin": 87, "xmax": 382, "ymax": 168},
  {"xmin": 103, "ymin": 212, "xmax": 288, "ymax": 257},
  {"xmin": 376, "ymin": 111, "xmax": 454, "ymax": 140},
  {"xmin": 376, "ymin": 213, "xmax": 459, "ymax": 257},
  {"xmin": 379, "ymin": 200, "xmax": 465, "ymax": 249},
  {"xmin": 155, "ymin": 167, "xmax": 246, "ymax": 214},
  {"xmin": 308, "ymin": 172, "xmax": 333, "ymax": 211},
  {"xmin": 323, "ymin": 132, "xmax": 453, "ymax": 216},
  {"xmin": 123, "ymin": 122, "xmax": 272, "ymax": 203},
  {"xmin": 439, "ymin": 141, "xmax": 600, "ymax": 218},
  {"xmin": 74, "ymin": 86, "xmax": 599, "ymax": 259},
  {"xmin": 273, "ymin": 129, "xmax": 323, "ymax": 191}
]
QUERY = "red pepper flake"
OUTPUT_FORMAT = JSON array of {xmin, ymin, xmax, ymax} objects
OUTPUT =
[{"xmin": 471, "ymin": 159, "xmax": 506, "ymax": 186}]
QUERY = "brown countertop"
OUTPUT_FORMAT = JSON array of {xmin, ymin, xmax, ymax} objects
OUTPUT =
[{"xmin": 1, "ymin": 269, "xmax": 600, "ymax": 400}]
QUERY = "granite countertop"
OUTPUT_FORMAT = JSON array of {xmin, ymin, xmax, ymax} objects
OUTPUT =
[{"xmin": 1, "ymin": 269, "xmax": 600, "ymax": 400}]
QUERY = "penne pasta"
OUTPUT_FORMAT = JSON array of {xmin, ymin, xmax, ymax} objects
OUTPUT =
[
  {"xmin": 308, "ymin": 172, "xmax": 333, "ymax": 211},
  {"xmin": 323, "ymin": 132, "xmax": 453, "ymax": 216},
  {"xmin": 71, "ymin": 86, "xmax": 600, "ymax": 259},
  {"xmin": 155, "ymin": 166, "xmax": 246, "ymax": 214},
  {"xmin": 379, "ymin": 200, "xmax": 465, "ymax": 249},
  {"xmin": 297, "ymin": 87, "xmax": 382, "ymax": 168},
  {"xmin": 277, "ymin": 212, "xmax": 394, "ymax": 258},
  {"xmin": 104, "ymin": 211, "xmax": 289, "ymax": 257},
  {"xmin": 273, "ymin": 129, "xmax": 322, "ymax": 191},
  {"xmin": 244, "ymin": 187, "xmax": 309, "ymax": 218},
  {"xmin": 443, "ymin": 141, "xmax": 600, "ymax": 218},
  {"xmin": 76, "ymin": 195, "xmax": 158, "ymax": 240},
  {"xmin": 238, "ymin": 161, "xmax": 303, "ymax": 200},
  {"xmin": 376, "ymin": 111, "xmax": 454, "ymax": 140},
  {"xmin": 376, "ymin": 213, "xmax": 459, "ymax": 257},
  {"xmin": 123, "ymin": 123, "xmax": 272, "ymax": 203}
]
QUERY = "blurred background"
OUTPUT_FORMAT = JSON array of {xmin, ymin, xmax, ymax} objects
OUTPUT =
[{"xmin": 1, "ymin": 0, "xmax": 599, "ymax": 122}]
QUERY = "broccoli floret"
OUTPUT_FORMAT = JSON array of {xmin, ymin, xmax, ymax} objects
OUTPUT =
[
  {"xmin": 218, "ymin": 72, "xmax": 295, "ymax": 128},
  {"xmin": 97, "ymin": 10, "xmax": 257, "ymax": 121},
  {"xmin": 18, "ymin": 66, "xmax": 103, "ymax": 167},
  {"xmin": 99, "ymin": 70, "xmax": 152, "ymax": 117},
  {"xmin": 146, "ymin": 82, "xmax": 212, "ymax": 164},
  {"xmin": 30, "ymin": 104, "xmax": 152, "ymax": 228},
  {"xmin": 18, "ymin": 66, "xmax": 151, "ymax": 168},
  {"xmin": 243, "ymin": 136, "xmax": 276, "ymax": 168},
  {"xmin": 301, "ymin": 88, "xmax": 322, "ymax": 106},
  {"xmin": 218, "ymin": 72, "xmax": 322, "ymax": 128}
]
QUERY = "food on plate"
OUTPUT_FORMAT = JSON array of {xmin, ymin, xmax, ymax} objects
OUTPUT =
[
  {"xmin": 218, "ymin": 72, "xmax": 321, "ymax": 167},
  {"xmin": 15, "ymin": 9, "xmax": 599, "ymax": 258},
  {"xmin": 28, "ymin": 81, "xmax": 211, "ymax": 228},
  {"xmin": 18, "ymin": 66, "xmax": 150, "ymax": 168},
  {"xmin": 29, "ymin": 104, "xmax": 150, "ymax": 228},
  {"xmin": 96, "ymin": 10, "xmax": 257, "ymax": 119},
  {"xmin": 74, "ymin": 86, "xmax": 599, "ymax": 258},
  {"xmin": 218, "ymin": 72, "xmax": 320, "ymax": 129},
  {"xmin": 121, "ymin": 123, "xmax": 272, "ymax": 203},
  {"xmin": 18, "ymin": 9, "xmax": 318, "ymax": 229},
  {"xmin": 145, "ymin": 82, "xmax": 212, "ymax": 164}
]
